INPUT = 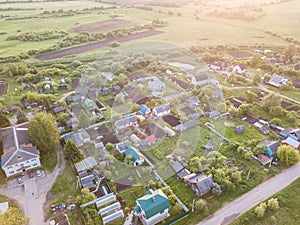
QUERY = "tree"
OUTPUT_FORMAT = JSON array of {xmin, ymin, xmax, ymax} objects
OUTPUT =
[
  {"xmin": 0, "ymin": 205, "xmax": 29, "ymax": 225},
  {"xmin": 63, "ymin": 139, "xmax": 84, "ymax": 163},
  {"xmin": 261, "ymin": 93, "xmax": 282, "ymax": 112},
  {"xmin": 270, "ymin": 216, "xmax": 277, "ymax": 224},
  {"xmin": 117, "ymin": 73, "xmax": 128, "ymax": 87},
  {"xmin": 269, "ymin": 106, "xmax": 284, "ymax": 117},
  {"xmin": 270, "ymin": 118, "xmax": 282, "ymax": 126},
  {"xmin": 76, "ymin": 188, "xmax": 96, "ymax": 205},
  {"xmin": 277, "ymin": 145, "xmax": 300, "ymax": 166},
  {"xmin": 267, "ymin": 198, "xmax": 279, "ymax": 211},
  {"xmin": 16, "ymin": 110, "xmax": 28, "ymax": 124},
  {"xmin": 211, "ymin": 182, "xmax": 222, "ymax": 196},
  {"xmin": 28, "ymin": 112, "xmax": 59, "ymax": 155},
  {"xmin": 250, "ymin": 54, "xmax": 261, "ymax": 68},
  {"xmin": 195, "ymin": 199, "xmax": 207, "ymax": 211},
  {"xmin": 255, "ymin": 203, "xmax": 267, "ymax": 218},
  {"xmin": 231, "ymin": 172, "xmax": 242, "ymax": 184},
  {"xmin": 284, "ymin": 45, "xmax": 296, "ymax": 62},
  {"xmin": 0, "ymin": 113, "xmax": 10, "ymax": 128},
  {"xmin": 189, "ymin": 157, "xmax": 201, "ymax": 173},
  {"xmin": 245, "ymin": 91, "xmax": 257, "ymax": 103},
  {"xmin": 78, "ymin": 111, "xmax": 90, "ymax": 129}
]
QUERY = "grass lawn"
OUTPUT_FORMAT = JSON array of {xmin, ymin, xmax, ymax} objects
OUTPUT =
[
  {"xmin": 40, "ymin": 148, "xmax": 57, "ymax": 172},
  {"xmin": 230, "ymin": 177, "xmax": 300, "ymax": 225},
  {"xmin": 49, "ymin": 160, "xmax": 84, "ymax": 225}
]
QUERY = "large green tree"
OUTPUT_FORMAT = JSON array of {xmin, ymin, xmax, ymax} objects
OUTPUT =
[
  {"xmin": 0, "ymin": 205, "xmax": 29, "ymax": 225},
  {"xmin": 28, "ymin": 112, "xmax": 59, "ymax": 154},
  {"xmin": 261, "ymin": 93, "xmax": 282, "ymax": 112},
  {"xmin": 63, "ymin": 139, "xmax": 84, "ymax": 163},
  {"xmin": 277, "ymin": 145, "xmax": 300, "ymax": 166},
  {"xmin": 16, "ymin": 110, "xmax": 28, "ymax": 124}
]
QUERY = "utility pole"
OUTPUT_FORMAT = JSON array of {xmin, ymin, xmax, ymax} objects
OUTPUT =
[{"xmin": 247, "ymin": 170, "xmax": 251, "ymax": 180}]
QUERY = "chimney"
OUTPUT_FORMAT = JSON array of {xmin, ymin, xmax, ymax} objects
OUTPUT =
[{"xmin": 152, "ymin": 197, "xmax": 156, "ymax": 202}]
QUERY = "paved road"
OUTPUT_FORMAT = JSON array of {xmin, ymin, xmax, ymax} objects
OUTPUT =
[
  {"xmin": 0, "ymin": 145, "xmax": 65, "ymax": 225},
  {"xmin": 197, "ymin": 163, "xmax": 300, "ymax": 225}
]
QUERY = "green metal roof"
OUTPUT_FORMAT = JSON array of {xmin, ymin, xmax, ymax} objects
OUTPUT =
[{"xmin": 137, "ymin": 190, "xmax": 170, "ymax": 219}]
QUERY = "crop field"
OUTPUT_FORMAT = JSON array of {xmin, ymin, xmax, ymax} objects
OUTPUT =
[{"xmin": 69, "ymin": 19, "xmax": 134, "ymax": 33}]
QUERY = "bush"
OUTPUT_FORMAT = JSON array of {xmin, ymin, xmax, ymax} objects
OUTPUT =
[{"xmin": 109, "ymin": 42, "xmax": 121, "ymax": 47}]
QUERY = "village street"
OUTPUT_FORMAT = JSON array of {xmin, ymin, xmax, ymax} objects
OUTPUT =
[
  {"xmin": 0, "ymin": 146, "xmax": 65, "ymax": 225},
  {"xmin": 197, "ymin": 162, "xmax": 300, "ymax": 225}
]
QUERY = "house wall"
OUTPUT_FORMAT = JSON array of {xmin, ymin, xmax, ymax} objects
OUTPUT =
[
  {"xmin": 140, "ymin": 209, "xmax": 169, "ymax": 225},
  {"xmin": 154, "ymin": 109, "xmax": 170, "ymax": 117},
  {"xmin": 3, "ymin": 157, "xmax": 41, "ymax": 177}
]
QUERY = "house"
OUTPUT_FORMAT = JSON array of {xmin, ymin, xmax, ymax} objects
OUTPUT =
[
  {"xmin": 191, "ymin": 74, "xmax": 209, "ymax": 86},
  {"xmin": 183, "ymin": 173, "xmax": 213, "ymax": 196},
  {"xmin": 84, "ymin": 98, "xmax": 94, "ymax": 110},
  {"xmin": 181, "ymin": 107, "xmax": 202, "ymax": 119},
  {"xmin": 176, "ymin": 120, "xmax": 198, "ymax": 132},
  {"xmin": 288, "ymin": 128, "xmax": 300, "ymax": 141},
  {"xmin": 116, "ymin": 141, "xmax": 131, "ymax": 153},
  {"xmin": 0, "ymin": 202, "xmax": 9, "ymax": 213},
  {"xmin": 112, "ymin": 85, "xmax": 122, "ymax": 92},
  {"xmin": 264, "ymin": 141, "xmax": 280, "ymax": 156},
  {"xmin": 125, "ymin": 147, "xmax": 144, "ymax": 167},
  {"xmin": 134, "ymin": 189, "xmax": 170, "ymax": 225},
  {"xmin": 209, "ymin": 61, "xmax": 227, "ymax": 71},
  {"xmin": 114, "ymin": 115, "xmax": 137, "ymax": 130},
  {"xmin": 171, "ymin": 161, "xmax": 184, "ymax": 174},
  {"xmin": 209, "ymin": 110, "xmax": 221, "ymax": 120},
  {"xmin": 64, "ymin": 129, "xmax": 90, "ymax": 147},
  {"xmin": 268, "ymin": 74, "xmax": 288, "ymax": 88},
  {"xmin": 53, "ymin": 105, "xmax": 65, "ymax": 114},
  {"xmin": 152, "ymin": 104, "xmax": 171, "ymax": 117},
  {"xmin": 139, "ymin": 105, "xmax": 151, "ymax": 116},
  {"xmin": 177, "ymin": 169, "xmax": 191, "ymax": 180},
  {"xmin": 283, "ymin": 137, "xmax": 300, "ymax": 149},
  {"xmin": 0, "ymin": 123, "xmax": 41, "ymax": 177},
  {"xmin": 257, "ymin": 154, "xmax": 272, "ymax": 166},
  {"xmin": 185, "ymin": 96, "xmax": 200, "ymax": 107},
  {"xmin": 87, "ymin": 87, "xmax": 98, "ymax": 99},
  {"xmin": 148, "ymin": 77, "xmax": 165, "ymax": 92},
  {"xmin": 203, "ymin": 144, "xmax": 214, "ymax": 152},
  {"xmin": 280, "ymin": 128, "xmax": 294, "ymax": 138},
  {"xmin": 232, "ymin": 64, "xmax": 246, "ymax": 74},
  {"xmin": 234, "ymin": 125, "xmax": 245, "ymax": 134}
]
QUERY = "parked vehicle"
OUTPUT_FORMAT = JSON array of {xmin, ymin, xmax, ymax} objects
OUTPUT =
[
  {"xmin": 35, "ymin": 170, "xmax": 42, "ymax": 177},
  {"xmin": 17, "ymin": 177, "xmax": 23, "ymax": 184}
]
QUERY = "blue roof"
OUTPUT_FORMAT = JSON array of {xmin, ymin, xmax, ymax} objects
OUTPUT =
[
  {"xmin": 140, "ymin": 105, "xmax": 149, "ymax": 115},
  {"xmin": 125, "ymin": 147, "xmax": 140, "ymax": 162}
]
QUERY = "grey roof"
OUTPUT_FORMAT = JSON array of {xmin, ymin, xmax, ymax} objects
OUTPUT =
[
  {"xmin": 116, "ymin": 141, "xmax": 131, "ymax": 153},
  {"xmin": 185, "ymin": 96, "xmax": 200, "ymax": 106},
  {"xmin": 75, "ymin": 87, "xmax": 88, "ymax": 95},
  {"xmin": 176, "ymin": 120, "xmax": 197, "ymax": 132},
  {"xmin": 1, "ymin": 125, "xmax": 39, "ymax": 167},
  {"xmin": 153, "ymin": 104, "xmax": 170, "ymax": 114},
  {"xmin": 265, "ymin": 141, "xmax": 280, "ymax": 153},
  {"xmin": 115, "ymin": 115, "xmax": 136, "ymax": 127},
  {"xmin": 53, "ymin": 106, "xmax": 65, "ymax": 114},
  {"xmin": 148, "ymin": 78, "xmax": 165, "ymax": 91},
  {"xmin": 235, "ymin": 125, "xmax": 245, "ymax": 134},
  {"xmin": 188, "ymin": 174, "xmax": 213, "ymax": 196},
  {"xmin": 177, "ymin": 169, "xmax": 191, "ymax": 179},
  {"xmin": 171, "ymin": 161, "xmax": 184, "ymax": 173},
  {"xmin": 268, "ymin": 74, "xmax": 287, "ymax": 87}
]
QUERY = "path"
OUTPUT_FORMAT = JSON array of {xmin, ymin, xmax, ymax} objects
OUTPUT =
[
  {"xmin": 0, "ymin": 145, "xmax": 65, "ymax": 225},
  {"xmin": 197, "ymin": 163, "xmax": 300, "ymax": 225},
  {"xmin": 60, "ymin": 91, "xmax": 75, "ymax": 101}
]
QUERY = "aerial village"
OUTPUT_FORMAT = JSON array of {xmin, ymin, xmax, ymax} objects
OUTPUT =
[{"xmin": 0, "ymin": 44, "xmax": 300, "ymax": 225}]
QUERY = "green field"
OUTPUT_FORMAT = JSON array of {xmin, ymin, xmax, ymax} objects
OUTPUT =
[{"xmin": 0, "ymin": 0, "xmax": 299, "ymax": 58}]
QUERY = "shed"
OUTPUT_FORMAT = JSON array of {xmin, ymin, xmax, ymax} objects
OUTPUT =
[{"xmin": 163, "ymin": 127, "xmax": 176, "ymax": 136}]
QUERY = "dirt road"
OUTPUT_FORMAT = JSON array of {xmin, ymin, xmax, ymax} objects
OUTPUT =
[{"xmin": 197, "ymin": 163, "xmax": 300, "ymax": 225}]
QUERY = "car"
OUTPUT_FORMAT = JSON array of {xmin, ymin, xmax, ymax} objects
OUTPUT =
[
  {"xmin": 17, "ymin": 177, "xmax": 23, "ymax": 184},
  {"xmin": 29, "ymin": 172, "xmax": 34, "ymax": 178},
  {"xmin": 35, "ymin": 170, "xmax": 42, "ymax": 177}
]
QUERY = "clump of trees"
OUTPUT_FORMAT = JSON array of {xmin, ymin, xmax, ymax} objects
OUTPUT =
[
  {"xmin": 277, "ymin": 145, "xmax": 300, "ymax": 167},
  {"xmin": 0, "ymin": 205, "xmax": 29, "ymax": 225},
  {"xmin": 254, "ymin": 198, "xmax": 279, "ymax": 218},
  {"xmin": 6, "ymin": 30, "xmax": 68, "ymax": 42}
]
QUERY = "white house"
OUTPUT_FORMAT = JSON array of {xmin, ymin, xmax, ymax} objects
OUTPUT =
[
  {"xmin": 134, "ymin": 189, "xmax": 170, "ymax": 225},
  {"xmin": 152, "ymin": 104, "xmax": 171, "ymax": 117},
  {"xmin": 0, "ymin": 123, "xmax": 41, "ymax": 177},
  {"xmin": 114, "ymin": 115, "xmax": 137, "ymax": 130},
  {"xmin": 232, "ymin": 64, "xmax": 246, "ymax": 74},
  {"xmin": 268, "ymin": 74, "xmax": 288, "ymax": 88}
]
